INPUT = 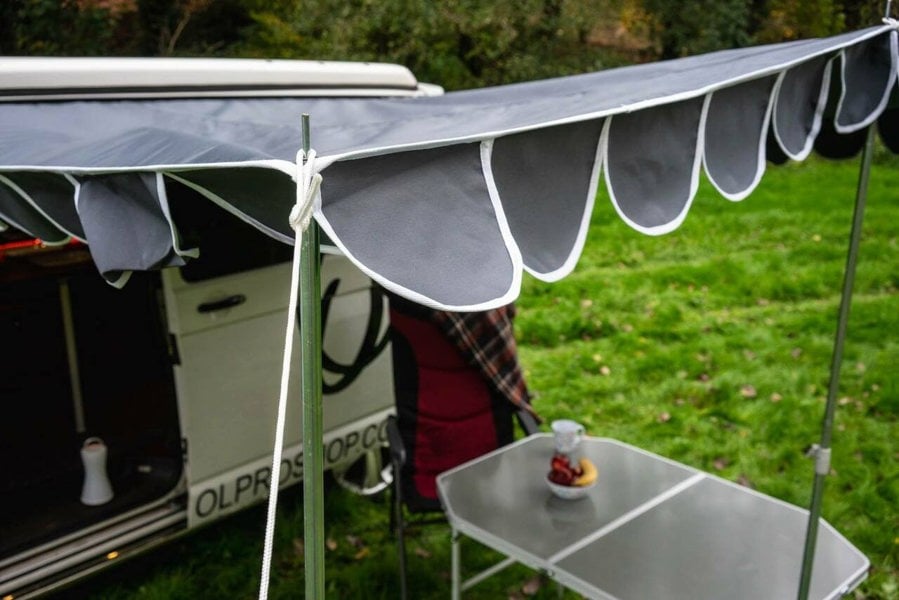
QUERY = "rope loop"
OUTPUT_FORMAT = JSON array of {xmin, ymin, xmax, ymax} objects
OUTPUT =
[{"xmin": 290, "ymin": 148, "xmax": 322, "ymax": 233}]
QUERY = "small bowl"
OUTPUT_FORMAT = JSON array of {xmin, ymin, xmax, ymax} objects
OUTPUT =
[{"xmin": 546, "ymin": 476, "xmax": 596, "ymax": 500}]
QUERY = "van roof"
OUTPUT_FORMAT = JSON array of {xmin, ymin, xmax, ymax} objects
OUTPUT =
[{"xmin": 0, "ymin": 57, "xmax": 423, "ymax": 101}]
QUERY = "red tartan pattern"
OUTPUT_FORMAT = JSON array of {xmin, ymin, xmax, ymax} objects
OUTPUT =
[{"xmin": 429, "ymin": 304, "xmax": 540, "ymax": 422}]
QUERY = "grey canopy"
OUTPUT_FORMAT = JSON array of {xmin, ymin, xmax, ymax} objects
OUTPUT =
[{"xmin": 1, "ymin": 24, "xmax": 897, "ymax": 310}]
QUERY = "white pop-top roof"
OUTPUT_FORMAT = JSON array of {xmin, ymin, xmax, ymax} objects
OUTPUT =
[{"xmin": 0, "ymin": 56, "xmax": 424, "ymax": 100}]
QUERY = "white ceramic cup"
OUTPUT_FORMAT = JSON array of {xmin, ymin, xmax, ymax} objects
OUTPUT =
[{"xmin": 551, "ymin": 419, "xmax": 585, "ymax": 454}]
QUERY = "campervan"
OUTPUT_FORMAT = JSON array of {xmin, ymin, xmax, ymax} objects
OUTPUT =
[{"xmin": 0, "ymin": 58, "xmax": 440, "ymax": 598}]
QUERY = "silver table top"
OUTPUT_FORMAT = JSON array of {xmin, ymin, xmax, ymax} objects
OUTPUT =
[{"xmin": 437, "ymin": 434, "xmax": 868, "ymax": 600}]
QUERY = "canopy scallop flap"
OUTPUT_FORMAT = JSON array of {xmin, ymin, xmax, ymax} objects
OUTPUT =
[{"xmin": 1, "ymin": 24, "xmax": 897, "ymax": 310}]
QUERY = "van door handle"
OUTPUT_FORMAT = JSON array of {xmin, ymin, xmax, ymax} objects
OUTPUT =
[{"xmin": 197, "ymin": 294, "xmax": 246, "ymax": 313}]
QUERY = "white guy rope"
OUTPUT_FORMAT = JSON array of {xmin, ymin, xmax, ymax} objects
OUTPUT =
[{"xmin": 258, "ymin": 149, "xmax": 321, "ymax": 600}]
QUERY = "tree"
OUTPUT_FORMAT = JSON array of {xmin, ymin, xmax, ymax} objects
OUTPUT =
[
  {"xmin": 756, "ymin": 0, "xmax": 845, "ymax": 42},
  {"xmin": 233, "ymin": 0, "xmax": 624, "ymax": 90},
  {"xmin": 641, "ymin": 0, "xmax": 753, "ymax": 58},
  {"xmin": 7, "ymin": 0, "xmax": 135, "ymax": 55},
  {"xmin": 4, "ymin": 0, "xmax": 251, "ymax": 57},
  {"xmin": 134, "ymin": 0, "xmax": 250, "ymax": 56}
]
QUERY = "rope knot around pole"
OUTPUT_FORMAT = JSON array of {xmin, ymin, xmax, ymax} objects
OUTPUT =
[{"xmin": 290, "ymin": 148, "xmax": 322, "ymax": 233}]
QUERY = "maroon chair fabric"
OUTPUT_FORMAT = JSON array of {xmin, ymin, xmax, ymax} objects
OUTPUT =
[{"xmin": 389, "ymin": 299, "xmax": 514, "ymax": 512}]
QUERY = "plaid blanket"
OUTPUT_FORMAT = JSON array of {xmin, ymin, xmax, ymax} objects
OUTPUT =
[{"xmin": 429, "ymin": 304, "xmax": 541, "ymax": 422}]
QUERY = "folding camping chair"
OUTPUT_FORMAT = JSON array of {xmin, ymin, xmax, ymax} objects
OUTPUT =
[{"xmin": 384, "ymin": 295, "xmax": 538, "ymax": 600}]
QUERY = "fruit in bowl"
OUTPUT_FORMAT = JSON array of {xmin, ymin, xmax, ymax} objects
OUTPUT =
[{"xmin": 546, "ymin": 453, "xmax": 597, "ymax": 499}]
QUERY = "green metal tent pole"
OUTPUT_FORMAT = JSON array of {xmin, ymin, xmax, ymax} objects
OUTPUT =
[
  {"xmin": 299, "ymin": 114, "xmax": 325, "ymax": 598},
  {"xmin": 796, "ymin": 125, "xmax": 875, "ymax": 600}
]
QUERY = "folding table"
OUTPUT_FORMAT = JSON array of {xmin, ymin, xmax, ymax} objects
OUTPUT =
[{"xmin": 437, "ymin": 434, "xmax": 868, "ymax": 600}]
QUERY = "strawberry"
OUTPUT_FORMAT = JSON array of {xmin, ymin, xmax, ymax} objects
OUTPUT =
[
  {"xmin": 549, "ymin": 453, "xmax": 576, "ymax": 485},
  {"xmin": 551, "ymin": 453, "xmax": 571, "ymax": 471},
  {"xmin": 548, "ymin": 467, "xmax": 574, "ymax": 485}
]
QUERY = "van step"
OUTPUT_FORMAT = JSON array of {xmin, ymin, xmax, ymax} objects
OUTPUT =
[{"xmin": 0, "ymin": 502, "xmax": 187, "ymax": 597}]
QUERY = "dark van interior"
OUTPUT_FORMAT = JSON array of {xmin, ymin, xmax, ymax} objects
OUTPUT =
[{"xmin": 0, "ymin": 231, "xmax": 183, "ymax": 560}]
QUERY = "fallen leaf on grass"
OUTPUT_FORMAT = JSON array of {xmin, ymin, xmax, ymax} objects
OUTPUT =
[
  {"xmin": 770, "ymin": 393, "xmax": 783, "ymax": 403},
  {"xmin": 522, "ymin": 575, "xmax": 542, "ymax": 596},
  {"xmin": 740, "ymin": 385, "xmax": 757, "ymax": 399},
  {"xmin": 599, "ymin": 365, "xmax": 611, "ymax": 376},
  {"xmin": 657, "ymin": 411, "xmax": 671, "ymax": 423},
  {"xmin": 353, "ymin": 547, "xmax": 370, "ymax": 560},
  {"xmin": 414, "ymin": 546, "xmax": 432, "ymax": 559},
  {"xmin": 737, "ymin": 474, "xmax": 754, "ymax": 488},
  {"xmin": 791, "ymin": 347, "xmax": 803, "ymax": 359},
  {"xmin": 345, "ymin": 534, "xmax": 363, "ymax": 548},
  {"xmin": 713, "ymin": 458, "xmax": 729, "ymax": 471},
  {"xmin": 326, "ymin": 538, "xmax": 337, "ymax": 551}
]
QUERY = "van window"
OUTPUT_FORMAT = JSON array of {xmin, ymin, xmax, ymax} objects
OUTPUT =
[{"xmin": 167, "ymin": 180, "xmax": 292, "ymax": 282}]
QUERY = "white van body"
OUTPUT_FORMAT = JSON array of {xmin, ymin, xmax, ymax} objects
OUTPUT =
[{"xmin": 0, "ymin": 57, "xmax": 440, "ymax": 598}]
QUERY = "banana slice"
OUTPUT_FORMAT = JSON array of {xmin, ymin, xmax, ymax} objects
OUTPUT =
[{"xmin": 573, "ymin": 458, "xmax": 597, "ymax": 486}]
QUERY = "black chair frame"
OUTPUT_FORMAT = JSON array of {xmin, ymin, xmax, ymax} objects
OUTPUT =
[{"xmin": 386, "ymin": 409, "xmax": 538, "ymax": 600}]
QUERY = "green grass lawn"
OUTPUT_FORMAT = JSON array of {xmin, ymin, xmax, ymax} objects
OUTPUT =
[{"xmin": 74, "ymin": 153, "xmax": 898, "ymax": 599}]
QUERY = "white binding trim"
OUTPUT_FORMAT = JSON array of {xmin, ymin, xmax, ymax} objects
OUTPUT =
[
  {"xmin": 835, "ymin": 30, "xmax": 899, "ymax": 133},
  {"xmin": 154, "ymin": 172, "xmax": 200, "ymax": 260},
  {"xmin": 0, "ymin": 157, "xmax": 296, "ymax": 177},
  {"xmin": 0, "ymin": 173, "xmax": 81, "ymax": 242},
  {"xmin": 308, "ymin": 27, "xmax": 895, "ymax": 167},
  {"xmin": 703, "ymin": 77, "xmax": 777, "ymax": 202},
  {"xmin": 479, "ymin": 139, "xmax": 525, "ymax": 305},
  {"xmin": 313, "ymin": 142, "xmax": 524, "ymax": 312},
  {"xmin": 773, "ymin": 56, "xmax": 834, "ymax": 161},
  {"xmin": 104, "ymin": 270, "xmax": 133, "ymax": 289},
  {"xmin": 603, "ymin": 94, "xmax": 711, "ymax": 236},
  {"xmin": 525, "ymin": 120, "xmax": 604, "ymax": 282},
  {"xmin": 0, "ymin": 27, "xmax": 892, "ymax": 179},
  {"xmin": 0, "ymin": 206, "xmax": 64, "ymax": 245},
  {"xmin": 165, "ymin": 172, "xmax": 295, "ymax": 245}
]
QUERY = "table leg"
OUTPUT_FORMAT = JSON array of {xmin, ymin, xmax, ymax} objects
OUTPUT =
[{"xmin": 451, "ymin": 529, "xmax": 460, "ymax": 600}]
